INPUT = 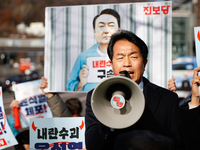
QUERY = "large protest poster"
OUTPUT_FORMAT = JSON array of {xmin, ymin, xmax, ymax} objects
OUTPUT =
[
  {"xmin": 45, "ymin": 1, "xmax": 172, "ymax": 92},
  {"xmin": 13, "ymin": 79, "xmax": 53, "ymax": 128},
  {"xmin": 30, "ymin": 117, "xmax": 85, "ymax": 150},
  {"xmin": 0, "ymin": 87, "xmax": 18, "ymax": 148}
]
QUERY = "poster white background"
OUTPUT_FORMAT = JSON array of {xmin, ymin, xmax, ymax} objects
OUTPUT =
[{"xmin": 45, "ymin": 1, "xmax": 172, "ymax": 92}]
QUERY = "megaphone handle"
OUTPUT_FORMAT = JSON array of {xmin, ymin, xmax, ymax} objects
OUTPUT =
[{"xmin": 14, "ymin": 107, "xmax": 21, "ymax": 130}]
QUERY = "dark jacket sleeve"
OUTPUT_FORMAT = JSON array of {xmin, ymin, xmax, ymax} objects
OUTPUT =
[
  {"xmin": 45, "ymin": 94, "xmax": 72, "ymax": 117},
  {"xmin": 180, "ymin": 102, "xmax": 200, "ymax": 150},
  {"xmin": 85, "ymin": 90, "xmax": 115, "ymax": 150}
]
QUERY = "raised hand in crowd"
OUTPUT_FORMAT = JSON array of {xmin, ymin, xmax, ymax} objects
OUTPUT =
[
  {"xmin": 40, "ymin": 77, "xmax": 72, "ymax": 117},
  {"xmin": 9, "ymin": 99, "xmax": 20, "ymax": 117},
  {"xmin": 190, "ymin": 66, "xmax": 200, "ymax": 107},
  {"xmin": 168, "ymin": 78, "xmax": 176, "ymax": 93},
  {"xmin": 40, "ymin": 76, "xmax": 54, "ymax": 98}
]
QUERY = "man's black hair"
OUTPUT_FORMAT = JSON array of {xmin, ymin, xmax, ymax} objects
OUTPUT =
[
  {"xmin": 93, "ymin": 8, "xmax": 120, "ymax": 29},
  {"xmin": 107, "ymin": 30, "xmax": 148, "ymax": 63}
]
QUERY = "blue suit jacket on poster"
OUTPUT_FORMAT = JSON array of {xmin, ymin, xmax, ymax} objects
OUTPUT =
[{"xmin": 67, "ymin": 43, "xmax": 101, "ymax": 91}]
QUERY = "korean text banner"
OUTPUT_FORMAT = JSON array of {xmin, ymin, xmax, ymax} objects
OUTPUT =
[
  {"xmin": 30, "ymin": 117, "xmax": 85, "ymax": 150},
  {"xmin": 0, "ymin": 87, "xmax": 18, "ymax": 149},
  {"xmin": 45, "ymin": 1, "xmax": 172, "ymax": 92},
  {"xmin": 13, "ymin": 79, "xmax": 53, "ymax": 128}
]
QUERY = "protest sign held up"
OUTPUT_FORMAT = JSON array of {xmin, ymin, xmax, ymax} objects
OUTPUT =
[{"xmin": 13, "ymin": 79, "xmax": 53, "ymax": 128}]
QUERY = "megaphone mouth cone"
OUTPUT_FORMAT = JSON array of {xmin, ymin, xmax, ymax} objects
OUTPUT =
[{"xmin": 91, "ymin": 76, "xmax": 145, "ymax": 129}]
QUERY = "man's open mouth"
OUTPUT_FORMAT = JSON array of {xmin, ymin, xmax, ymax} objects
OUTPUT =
[{"xmin": 127, "ymin": 71, "xmax": 134, "ymax": 77}]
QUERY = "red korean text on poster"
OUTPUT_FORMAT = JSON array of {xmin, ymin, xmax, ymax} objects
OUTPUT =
[{"xmin": 143, "ymin": 5, "xmax": 170, "ymax": 15}]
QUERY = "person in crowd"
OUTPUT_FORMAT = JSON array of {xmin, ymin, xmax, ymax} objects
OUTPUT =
[
  {"xmin": 180, "ymin": 66, "xmax": 200, "ymax": 150},
  {"xmin": 67, "ymin": 8, "xmax": 121, "ymax": 91},
  {"xmin": 14, "ymin": 129, "xmax": 29, "ymax": 150},
  {"xmin": 40, "ymin": 77, "xmax": 86, "ymax": 150},
  {"xmin": 85, "ymin": 30, "xmax": 184, "ymax": 150},
  {"xmin": 65, "ymin": 98, "xmax": 82, "ymax": 117},
  {"xmin": 181, "ymin": 75, "xmax": 191, "ymax": 91},
  {"xmin": 41, "ymin": 77, "xmax": 84, "ymax": 117}
]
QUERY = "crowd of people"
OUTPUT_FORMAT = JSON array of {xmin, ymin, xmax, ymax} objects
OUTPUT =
[
  {"xmin": 6, "ymin": 8, "xmax": 200, "ymax": 150},
  {"xmin": 12, "ymin": 30, "xmax": 198, "ymax": 150},
  {"xmin": 9, "ymin": 37, "xmax": 200, "ymax": 150}
]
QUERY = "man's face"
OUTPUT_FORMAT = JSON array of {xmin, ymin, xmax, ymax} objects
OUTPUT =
[
  {"xmin": 110, "ymin": 39, "xmax": 147, "ymax": 84},
  {"xmin": 94, "ymin": 14, "xmax": 119, "ymax": 44}
]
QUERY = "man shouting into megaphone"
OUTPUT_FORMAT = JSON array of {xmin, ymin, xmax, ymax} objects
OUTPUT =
[{"xmin": 85, "ymin": 30, "xmax": 184, "ymax": 150}]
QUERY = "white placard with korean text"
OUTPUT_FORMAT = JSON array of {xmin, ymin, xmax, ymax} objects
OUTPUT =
[
  {"xmin": 194, "ymin": 27, "xmax": 200, "ymax": 66},
  {"xmin": 13, "ymin": 80, "xmax": 53, "ymax": 128},
  {"xmin": 0, "ymin": 87, "xmax": 18, "ymax": 149},
  {"xmin": 30, "ymin": 117, "xmax": 85, "ymax": 150},
  {"xmin": 87, "ymin": 57, "xmax": 113, "ymax": 83},
  {"xmin": 194, "ymin": 27, "xmax": 200, "ymax": 93}
]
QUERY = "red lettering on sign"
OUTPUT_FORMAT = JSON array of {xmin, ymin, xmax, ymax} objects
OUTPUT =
[
  {"xmin": 93, "ymin": 60, "xmax": 111, "ymax": 68},
  {"xmin": 99, "ymin": 60, "xmax": 106, "ymax": 68},
  {"xmin": 161, "ymin": 5, "xmax": 170, "ymax": 15},
  {"xmin": 0, "ymin": 139, "xmax": 7, "ymax": 147},
  {"xmin": 143, "ymin": 6, "xmax": 151, "ymax": 15},
  {"xmin": 113, "ymin": 97, "xmax": 120, "ymax": 102},
  {"xmin": 153, "ymin": 6, "xmax": 160, "ymax": 15},
  {"xmin": 93, "ymin": 61, "xmax": 99, "ymax": 68},
  {"xmin": 197, "ymin": 31, "xmax": 200, "ymax": 41},
  {"xmin": 144, "ymin": 5, "xmax": 170, "ymax": 15},
  {"xmin": 106, "ymin": 61, "xmax": 111, "ymax": 67}
]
